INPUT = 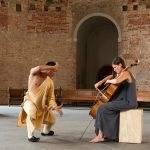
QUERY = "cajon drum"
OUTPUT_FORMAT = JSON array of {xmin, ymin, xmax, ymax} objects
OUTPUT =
[{"xmin": 119, "ymin": 109, "xmax": 143, "ymax": 143}]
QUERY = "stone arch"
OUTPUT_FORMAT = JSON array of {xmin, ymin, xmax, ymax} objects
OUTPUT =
[
  {"xmin": 74, "ymin": 13, "xmax": 120, "ymax": 88},
  {"xmin": 73, "ymin": 12, "xmax": 121, "ymax": 42}
]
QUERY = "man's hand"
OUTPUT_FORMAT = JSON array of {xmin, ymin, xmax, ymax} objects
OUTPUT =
[{"xmin": 54, "ymin": 104, "xmax": 63, "ymax": 117}]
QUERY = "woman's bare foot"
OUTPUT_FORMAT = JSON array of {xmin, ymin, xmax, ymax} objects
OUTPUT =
[{"xmin": 89, "ymin": 136, "xmax": 105, "ymax": 143}]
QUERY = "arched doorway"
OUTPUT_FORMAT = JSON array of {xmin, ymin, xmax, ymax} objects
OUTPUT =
[{"xmin": 74, "ymin": 13, "xmax": 121, "ymax": 89}]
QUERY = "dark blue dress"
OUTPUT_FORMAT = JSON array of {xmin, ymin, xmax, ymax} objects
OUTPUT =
[{"xmin": 94, "ymin": 72, "xmax": 138, "ymax": 140}]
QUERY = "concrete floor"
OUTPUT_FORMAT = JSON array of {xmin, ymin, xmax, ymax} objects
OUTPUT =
[{"xmin": 0, "ymin": 106, "xmax": 150, "ymax": 150}]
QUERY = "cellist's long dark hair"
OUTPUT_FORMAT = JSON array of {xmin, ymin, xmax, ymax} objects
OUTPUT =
[{"xmin": 112, "ymin": 56, "xmax": 126, "ymax": 78}]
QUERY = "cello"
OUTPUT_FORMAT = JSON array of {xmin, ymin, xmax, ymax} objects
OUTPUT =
[{"xmin": 89, "ymin": 60, "xmax": 139, "ymax": 119}]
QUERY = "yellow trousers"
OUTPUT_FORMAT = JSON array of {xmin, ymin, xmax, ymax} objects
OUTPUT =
[{"xmin": 23, "ymin": 100, "xmax": 56, "ymax": 138}]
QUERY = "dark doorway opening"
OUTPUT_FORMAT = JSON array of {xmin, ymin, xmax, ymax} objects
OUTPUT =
[{"xmin": 76, "ymin": 16, "xmax": 118, "ymax": 89}]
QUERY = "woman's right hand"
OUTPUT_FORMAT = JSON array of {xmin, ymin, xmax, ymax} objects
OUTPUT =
[{"xmin": 94, "ymin": 83, "xmax": 99, "ymax": 88}]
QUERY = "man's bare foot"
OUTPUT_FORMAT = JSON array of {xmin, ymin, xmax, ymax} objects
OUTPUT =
[{"xmin": 89, "ymin": 136, "xmax": 105, "ymax": 143}]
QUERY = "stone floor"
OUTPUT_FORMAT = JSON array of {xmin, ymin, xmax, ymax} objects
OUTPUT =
[{"xmin": 0, "ymin": 106, "xmax": 150, "ymax": 150}]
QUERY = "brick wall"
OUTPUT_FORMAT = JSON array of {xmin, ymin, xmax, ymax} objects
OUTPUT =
[
  {"xmin": 0, "ymin": 0, "xmax": 150, "ymax": 104},
  {"xmin": 120, "ymin": 0, "xmax": 150, "ymax": 90},
  {"xmin": 0, "ymin": 0, "xmax": 75, "ymax": 104}
]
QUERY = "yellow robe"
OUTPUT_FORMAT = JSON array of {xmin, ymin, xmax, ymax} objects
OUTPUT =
[{"xmin": 17, "ymin": 77, "xmax": 57, "ymax": 130}]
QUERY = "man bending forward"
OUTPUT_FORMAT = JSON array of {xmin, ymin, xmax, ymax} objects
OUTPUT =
[{"xmin": 17, "ymin": 61, "xmax": 63, "ymax": 142}]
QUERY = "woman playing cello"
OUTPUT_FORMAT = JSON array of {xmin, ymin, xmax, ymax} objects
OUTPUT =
[{"xmin": 90, "ymin": 56, "xmax": 138, "ymax": 143}]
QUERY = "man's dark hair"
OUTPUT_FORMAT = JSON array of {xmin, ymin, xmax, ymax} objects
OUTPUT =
[{"xmin": 46, "ymin": 61, "xmax": 56, "ymax": 66}]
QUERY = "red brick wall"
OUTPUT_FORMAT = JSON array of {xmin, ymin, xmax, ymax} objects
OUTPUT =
[
  {"xmin": 0, "ymin": 0, "xmax": 75, "ymax": 104},
  {"xmin": 0, "ymin": 0, "xmax": 150, "ymax": 104},
  {"xmin": 121, "ymin": 2, "xmax": 150, "ymax": 90},
  {"xmin": 0, "ymin": 0, "xmax": 8, "ymax": 30}
]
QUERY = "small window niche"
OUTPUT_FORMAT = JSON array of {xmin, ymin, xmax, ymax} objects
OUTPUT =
[
  {"xmin": 16, "ymin": 3, "xmax": 22, "ymax": 12},
  {"xmin": 146, "ymin": 5, "xmax": 150, "ymax": 9},
  {"xmin": 122, "ymin": 5, "xmax": 128, "ymax": 11},
  {"xmin": 133, "ymin": 5, "xmax": 138, "ymax": 10}
]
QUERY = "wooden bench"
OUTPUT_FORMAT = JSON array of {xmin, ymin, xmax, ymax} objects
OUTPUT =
[
  {"xmin": 8, "ymin": 88, "xmax": 61, "ymax": 106},
  {"xmin": 8, "ymin": 88, "xmax": 24, "ymax": 106},
  {"xmin": 137, "ymin": 91, "xmax": 150, "ymax": 108},
  {"xmin": 56, "ymin": 89, "xmax": 150, "ymax": 106},
  {"xmin": 8, "ymin": 88, "xmax": 27, "ymax": 106},
  {"xmin": 56, "ymin": 89, "xmax": 97, "ymax": 106},
  {"xmin": 8, "ymin": 87, "xmax": 150, "ymax": 107},
  {"xmin": 137, "ymin": 91, "xmax": 150, "ymax": 102}
]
